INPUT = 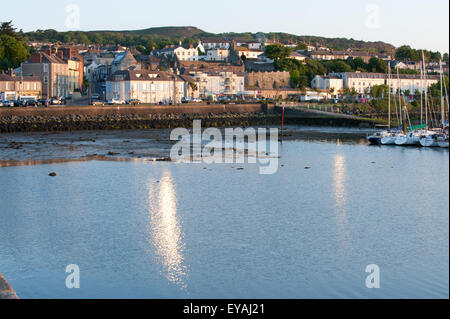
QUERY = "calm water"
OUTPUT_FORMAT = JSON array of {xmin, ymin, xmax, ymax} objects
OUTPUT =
[{"xmin": 0, "ymin": 137, "xmax": 448, "ymax": 299}]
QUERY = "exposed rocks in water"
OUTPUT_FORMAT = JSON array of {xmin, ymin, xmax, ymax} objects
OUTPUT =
[
  {"xmin": 304, "ymin": 167, "xmax": 311, "ymax": 169},
  {"xmin": 107, "ymin": 152, "xmax": 120, "ymax": 156},
  {"xmin": 49, "ymin": 172, "xmax": 57, "ymax": 177},
  {"xmin": 0, "ymin": 273, "xmax": 18, "ymax": 299}
]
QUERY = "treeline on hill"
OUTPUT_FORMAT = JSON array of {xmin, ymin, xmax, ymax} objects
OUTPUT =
[
  {"xmin": 395, "ymin": 45, "xmax": 448, "ymax": 62},
  {"xmin": 24, "ymin": 28, "xmax": 398, "ymax": 54}
]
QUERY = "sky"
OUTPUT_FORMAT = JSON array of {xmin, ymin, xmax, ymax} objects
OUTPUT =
[{"xmin": 1, "ymin": 0, "xmax": 449, "ymax": 53}]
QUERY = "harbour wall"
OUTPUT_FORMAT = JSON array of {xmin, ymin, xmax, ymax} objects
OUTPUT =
[{"xmin": 0, "ymin": 104, "xmax": 377, "ymax": 133}]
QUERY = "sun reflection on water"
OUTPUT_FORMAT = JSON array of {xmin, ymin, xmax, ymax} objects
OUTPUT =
[
  {"xmin": 334, "ymin": 154, "xmax": 351, "ymax": 250},
  {"xmin": 147, "ymin": 170, "xmax": 187, "ymax": 289}
]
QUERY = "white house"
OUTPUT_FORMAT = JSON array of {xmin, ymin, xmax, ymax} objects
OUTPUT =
[
  {"xmin": 235, "ymin": 47, "xmax": 264, "ymax": 60},
  {"xmin": 205, "ymin": 49, "xmax": 229, "ymax": 62},
  {"xmin": 311, "ymin": 75, "xmax": 344, "ymax": 93},
  {"xmin": 185, "ymin": 70, "xmax": 245, "ymax": 97},
  {"xmin": 106, "ymin": 70, "xmax": 196, "ymax": 104},
  {"xmin": 158, "ymin": 42, "xmax": 205, "ymax": 61},
  {"xmin": 201, "ymin": 39, "xmax": 231, "ymax": 50}
]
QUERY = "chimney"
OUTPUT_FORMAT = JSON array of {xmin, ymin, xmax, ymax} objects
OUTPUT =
[
  {"xmin": 190, "ymin": 44, "xmax": 193, "ymax": 49},
  {"xmin": 30, "ymin": 52, "xmax": 43, "ymax": 63}
]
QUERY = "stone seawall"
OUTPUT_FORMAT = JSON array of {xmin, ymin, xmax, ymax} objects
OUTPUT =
[
  {"xmin": 0, "ymin": 103, "xmax": 376, "ymax": 133},
  {"xmin": 0, "ymin": 273, "xmax": 18, "ymax": 299}
]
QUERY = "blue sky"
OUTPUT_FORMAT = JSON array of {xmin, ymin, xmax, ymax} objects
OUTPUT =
[{"xmin": 1, "ymin": 0, "xmax": 448, "ymax": 53}]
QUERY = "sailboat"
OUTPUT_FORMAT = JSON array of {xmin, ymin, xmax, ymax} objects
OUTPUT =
[
  {"xmin": 395, "ymin": 68, "xmax": 421, "ymax": 146},
  {"xmin": 381, "ymin": 64, "xmax": 402, "ymax": 145},
  {"xmin": 420, "ymin": 60, "xmax": 448, "ymax": 147}
]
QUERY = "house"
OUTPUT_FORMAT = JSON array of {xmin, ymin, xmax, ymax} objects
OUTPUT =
[
  {"xmin": 201, "ymin": 38, "xmax": 231, "ymax": 50},
  {"xmin": 185, "ymin": 69, "xmax": 245, "ymax": 98},
  {"xmin": 290, "ymin": 51, "xmax": 308, "ymax": 62},
  {"xmin": 327, "ymin": 72, "xmax": 439, "ymax": 95},
  {"xmin": 233, "ymin": 47, "xmax": 264, "ymax": 60},
  {"xmin": 22, "ymin": 51, "xmax": 69, "ymax": 98},
  {"xmin": 111, "ymin": 50, "xmax": 140, "ymax": 73},
  {"xmin": 205, "ymin": 49, "xmax": 230, "ymax": 62},
  {"xmin": 339, "ymin": 72, "xmax": 386, "ymax": 94},
  {"xmin": 391, "ymin": 61, "xmax": 409, "ymax": 70},
  {"xmin": 311, "ymin": 75, "xmax": 344, "ymax": 94},
  {"xmin": 0, "ymin": 72, "xmax": 42, "ymax": 100},
  {"xmin": 389, "ymin": 74, "xmax": 439, "ymax": 93},
  {"xmin": 309, "ymin": 50, "xmax": 339, "ymax": 61},
  {"xmin": 157, "ymin": 42, "xmax": 205, "ymax": 61},
  {"xmin": 106, "ymin": 70, "xmax": 197, "ymax": 104}
]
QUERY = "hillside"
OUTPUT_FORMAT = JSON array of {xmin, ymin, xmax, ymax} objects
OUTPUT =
[
  {"xmin": 90, "ymin": 26, "xmax": 206, "ymax": 38},
  {"xmin": 24, "ymin": 26, "xmax": 396, "ymax": 54}
]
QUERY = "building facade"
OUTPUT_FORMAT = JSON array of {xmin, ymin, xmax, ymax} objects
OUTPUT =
[
  {"xmin": 106, "ymin": 70, "xmax": 195, "ymax": 104},
  {"xmin": 22, "ymin": 52, "xmax": 69, "ymax": 98}
]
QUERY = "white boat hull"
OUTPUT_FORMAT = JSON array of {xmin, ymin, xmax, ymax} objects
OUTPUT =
[
  {"xmin": 419, "ymin": 136, "xmax": 440, "ymax": 147},
  {"xmin": 395, "ymin": 134, "xmax": 420, "ymax": 146},
  {"xmin": 381, "ymin": 136, "xmax": 397, "ymax": 145},
  {"xmin": 438, "ymin": 141, "xmax": 449, "ymax": 148}
]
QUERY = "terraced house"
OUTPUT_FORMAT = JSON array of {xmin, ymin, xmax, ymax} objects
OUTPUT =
[
  {"xmin": 0, "ymin": 72, "xmax": 42, "ymax": 100},
  {"xmin": 22, "ymin": 51, "xmax": 69, "ymax": 99},
  {"xmin": 106, "ymin": 70, "xmax": 198, "ymax": 104}
]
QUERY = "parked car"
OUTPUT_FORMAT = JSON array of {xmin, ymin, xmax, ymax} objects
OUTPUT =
[
  {"xmin": 127, "ymin": 99, "xmax": 141, "ymax": 105},
  {"xmin": 92, "ymin": 100, "xmax": 105, "ymax": 106},
  {"xmin": 38, "ymin": 99, "xmax": 48, "ymax": 106},
  {"xmin": 25, "ymin": 100, "xmax": 39, "ymax": 107},
  {"xmin": 50, "ymin": 98, "xmax": 62, "ymax": 105},
  {"xmin": 91, "ymin": 93, "xmax": 100, "ymax": 100},
  {"xmin": 107, "ymin": 99, "xmax": 126, "ymax": 105},
  {"xmin": 13, "ymin": 100, "xmax": 24, "ymax": 107}
]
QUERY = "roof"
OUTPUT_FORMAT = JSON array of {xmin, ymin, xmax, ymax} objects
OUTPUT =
[
  {"xmin": 0, "ymin": 73, "xmax": 41, "ymax": 82},
  {"xmin": 108, "ymin": 70, "xmax": 197, "ymax": 82}
]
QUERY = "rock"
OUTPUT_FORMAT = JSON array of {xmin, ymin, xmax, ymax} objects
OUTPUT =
[
  {"xmin": 49, "ymin": 172, "xmax": 57, "ymax": 177},
  {"xmin": 107, "ymin": 152, "xmax": 120, "ymax": 156},
  {"xmin": 0, "ymin": 273, "xmax": 19, "ymax": 299},
  {"xmin": 304, "ymin": 166, "xmax": 311, "ymax": 169}
]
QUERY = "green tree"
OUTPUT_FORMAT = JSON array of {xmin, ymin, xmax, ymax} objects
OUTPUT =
[
  {"xmin": 368, "ymin": 57, "xmax": 387, "ymax": 73},
  {"xmin": 264, "ymin": 44, "xmax": 291, "ymax": 61},
  {"xmin": 289, "ymin": 69, "xmax": 300, "ymax": 88},
  {"xmin": 0, "ymin": 34, "xmax": 30, "ymax": 70},
  {"xmin": 370, "ymin": 84, "xmax": 388, "ymax": 98}
]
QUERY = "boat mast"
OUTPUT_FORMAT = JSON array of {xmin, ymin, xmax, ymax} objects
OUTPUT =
[
  {"xmin": 440, "ymin": 60, "xmax": 445, "ymax": 127},
  {"xmin": 420, "ymin": 64, "xmax": 423, "ymax": 128},
  {"xmin": 397, "ymin": 68, "xmax": 402, "ymax": 127},
  {"xmin": 388, "ymin": 63, "xmax": 391, "ymax": 130},
  {"xmin": 422, "ymin": 51, "xmax": 428, "ymax": 129}
]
